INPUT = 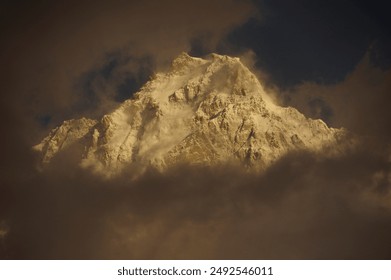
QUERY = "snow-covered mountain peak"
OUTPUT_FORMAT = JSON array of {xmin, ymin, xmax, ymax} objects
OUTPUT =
[
  {"xmin": 169, "ymin": 52, "xmax": 207, "ymax": 75},
  {"xmin": 209, "ymin": 53, "xmax": 241, "ymax": 63},
  {"xmin": 34, "ymin": 53, "xmax": 347, "ymax": 178}
]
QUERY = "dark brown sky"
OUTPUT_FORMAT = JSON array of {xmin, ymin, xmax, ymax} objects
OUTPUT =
[{"xmin": 0, "ymin": 0, "xmax": 390, "ymax": 259}]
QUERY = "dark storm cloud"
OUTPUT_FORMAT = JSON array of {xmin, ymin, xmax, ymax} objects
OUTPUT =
[{"xmin": 218, "ymin": 0, "xmax": 391, "ymax": 87}]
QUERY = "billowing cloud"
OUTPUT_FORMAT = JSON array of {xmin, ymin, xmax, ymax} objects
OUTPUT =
[
  {"xmin": 281, "ymin": 53, "xmax": 391, "ymax": 145},
  {"xmin": 1, "ymin": 145, "xmax": 391, "ymax": 259}
]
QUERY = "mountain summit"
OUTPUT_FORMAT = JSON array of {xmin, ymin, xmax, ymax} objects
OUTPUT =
[{"xmin": 34, "ymin": 53, "xmax": 345, "ymax": 177}]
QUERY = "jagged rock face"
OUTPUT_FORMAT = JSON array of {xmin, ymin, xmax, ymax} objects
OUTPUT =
[{"xmin": 34, "ymin": 53, "xmax": 345, "ymax": 177}]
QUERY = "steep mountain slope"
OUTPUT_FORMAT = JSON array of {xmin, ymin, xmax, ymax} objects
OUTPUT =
[{"xmin": 34, "ymin": 53, "xmax": 345, "ymax": 177}]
